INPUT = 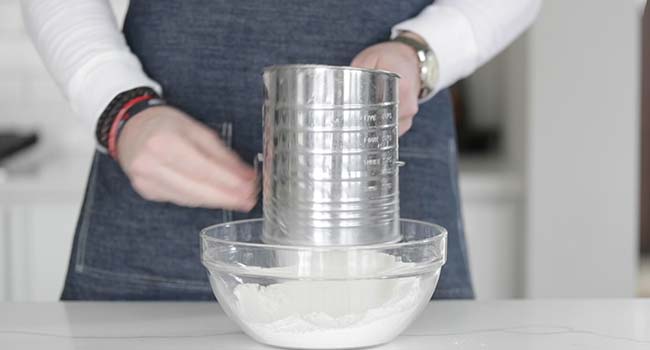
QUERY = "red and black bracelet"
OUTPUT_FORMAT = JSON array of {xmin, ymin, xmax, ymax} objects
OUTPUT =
[
  {"xmin": 107, "ymin": 95, "xmax": 167, "ymax": 159},
  {"xmin": 95, "ymin": 87, "xmax": 165, "ymax": 159}
]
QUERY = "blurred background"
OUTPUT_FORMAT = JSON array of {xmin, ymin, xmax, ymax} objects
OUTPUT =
[{"xmin": 0, "ymin": 0, "xmax": 646, "ymax": 301}]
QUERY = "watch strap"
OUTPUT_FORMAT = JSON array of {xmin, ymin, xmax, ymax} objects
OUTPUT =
[
  {"xmin": 392, "ymin": 35, "xmax": 429, "ymax": 61},
  {"xmin": 392, "ymin": 34, "xmax": 438, "ymax": 102}
]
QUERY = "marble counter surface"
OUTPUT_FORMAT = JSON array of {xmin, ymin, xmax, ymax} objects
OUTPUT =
[{"xmin": 1, "ymin": 300, "xmax": 649, "ymax": 349}]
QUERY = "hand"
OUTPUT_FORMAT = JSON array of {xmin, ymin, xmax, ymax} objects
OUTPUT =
[
  {"xmin": 351, "ymin": 33, "xmax": 423, "ymax": 135},
  {"xmin": 117, "ymin": 106, "xmax": 258, "ymax": 211}
]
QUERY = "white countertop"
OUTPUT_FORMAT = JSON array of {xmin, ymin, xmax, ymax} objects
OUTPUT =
[{"xmin": 1, "ymin": 300, "xmax": 648, "ymax": 349}]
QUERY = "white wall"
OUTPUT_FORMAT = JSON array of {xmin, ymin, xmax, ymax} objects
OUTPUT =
[
  {"xmin": 0, "ymin": 0, "xmax": 129, "ymax": 154},
  {"xmin": 460, "ymin": 0, "xmax": 642, "ymax": 298},
  {"xmin": 0, "ymin": 210, "xmax": 7, "ymax": 300},
  {"xmin": 458, "ymin": 32, "xmax": 532, "ymax": 298},
  {"xmin": 0, "ymin": 0, "xmax": 126, "ymax": 301},
  {"xmin": 0, "ymin": 0, "xmax": 93, "ymax": 155},
  {"xmin": 460, "ymin": 168, "xmax": 524, "ymax": 298},
  {"xmin": 524, "ymin": 0, "xmax": 640, "ymax": 297}
]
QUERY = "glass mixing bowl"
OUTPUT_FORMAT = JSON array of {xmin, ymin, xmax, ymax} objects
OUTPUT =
[{"xmin": 200, "ymin": 218, "xmax": 447, "ymax": 349}]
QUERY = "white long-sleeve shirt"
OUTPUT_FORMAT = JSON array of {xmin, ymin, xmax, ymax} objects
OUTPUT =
[{"xmin": 21, "ymin": 0, "xmax": 541, "ymax": 133}]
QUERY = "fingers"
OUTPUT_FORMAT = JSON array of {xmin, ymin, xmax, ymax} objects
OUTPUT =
[
  {"xmin": 131, "ymin": 134, "xmax": 257, "ymax": 211},
  {"xmin": 162, "ymin": 132, "xmax": 256, "ymax": 194},
  {"xmin": 398, "ymin": 117, "xmax": 414, "ymax": 136},
  {"xmin": 352, "ymin": 44, "xmax": 420, "ymax": 137},
  {"xmin": 119, "ymin": 107, "xmax": 259, "ymax": 211},
  {"xmin": 187, "ymin": 125, "xmax": 256, "ymax": 182},
  {"xmin": 132, "ymin": 158, "xmax": 256, "ymax": 211},
  {"xmin": 159, "ymin": 165, "xmax": 256, "ymax": 211},
  {"xmin": 351, "ymin": 49, "xmax": 379, "ymax": 69},
  {"xmin": 398, "ymin": 71, "xmax": 418, "ymax": 136},
  {"xmin": 399, "ymin": 78, "xmax": 419, "ymax": 118}
]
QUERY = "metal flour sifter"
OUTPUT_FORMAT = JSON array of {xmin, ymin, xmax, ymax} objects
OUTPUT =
[{"xmin": 260, "ymin": 64, "xmax": 401, "ymax": 246}]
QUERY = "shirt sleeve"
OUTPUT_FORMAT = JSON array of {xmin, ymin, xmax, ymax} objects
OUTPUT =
[
  {"xmin": 392, "ymin": 0, "xmax": 542, "ymax": 94},
  {"xmin": 21, "ymin": 0, "xmax": 161, "ymax": 133}
]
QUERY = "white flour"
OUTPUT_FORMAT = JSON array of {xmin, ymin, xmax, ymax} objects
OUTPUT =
[{"xmin": 228, "ymin": 252, "xmax": 432, "ymax": 349}]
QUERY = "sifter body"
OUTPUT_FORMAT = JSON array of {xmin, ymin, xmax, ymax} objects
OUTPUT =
[{"xmin": 262, "ymin": 65, "xmax": 401, "ymax": 246}]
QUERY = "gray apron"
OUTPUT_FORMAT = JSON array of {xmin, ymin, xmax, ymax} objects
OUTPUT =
[{"xmin": 61, "ymin": 0, "xmax": 474, "ymax": 300}]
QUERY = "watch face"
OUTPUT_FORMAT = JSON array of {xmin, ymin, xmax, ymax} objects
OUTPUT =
[{"xmin": 422, "ymin": 51, "xmax": 439, "ymax": 89}]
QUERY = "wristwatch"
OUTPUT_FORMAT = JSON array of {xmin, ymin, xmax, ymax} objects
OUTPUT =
[{"xmin": 392, "ymin": 33, "xmax": 439, "ymax": 103}]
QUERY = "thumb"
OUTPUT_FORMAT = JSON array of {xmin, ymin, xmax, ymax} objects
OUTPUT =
[{"xmin": 350, "ymin": 52, "xmax": 379, "ymax": 69}]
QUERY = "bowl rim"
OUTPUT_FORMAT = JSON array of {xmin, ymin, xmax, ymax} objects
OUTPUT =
[{"xmin": 200, "ymin": 217, "xmax": 447, "ymax": 251}]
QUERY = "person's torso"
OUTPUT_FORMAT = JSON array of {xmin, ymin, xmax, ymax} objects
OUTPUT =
[{"xmin": 61, "ymin": 0, "xmax": 474, "ymax": 300}]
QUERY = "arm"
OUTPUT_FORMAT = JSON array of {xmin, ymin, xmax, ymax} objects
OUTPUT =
[
  {"xmin": 392, "ymin": 0, "xmax": 542, "ymax": 94},
  {"xmin": 21, "ymin": 0, "xmax": 257, "ymax": 210},
  {"xmin": 21, "ymin": 0, "xmax": 161, "ymax": 132},
  {"xmin": 352, "ymin": 0, "xmax": 541, "ymax": 134}
]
